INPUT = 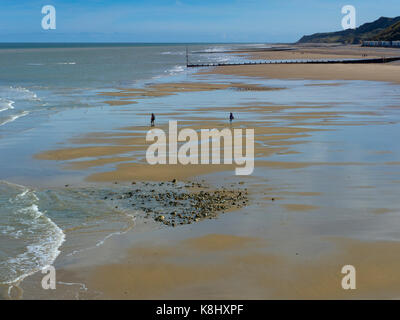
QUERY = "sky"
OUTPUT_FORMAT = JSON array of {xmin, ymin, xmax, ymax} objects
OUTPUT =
[{"xmin": 0, "ymin": 0, "xmax": 399, "ymax": 43}]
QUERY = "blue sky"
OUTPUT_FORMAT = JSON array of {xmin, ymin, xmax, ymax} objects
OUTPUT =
[{"xmin": 0, "ymin": 0, "xmax": 398, "ymax": 42}]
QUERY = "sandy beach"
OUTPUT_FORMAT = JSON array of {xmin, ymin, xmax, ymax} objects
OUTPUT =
[
  {"xmin": 2, "ymin": 43, "xmax": 400, "ymax": 300},
  {"xmin": 206, "ymin": 45, "xmax": 400, "ymax": 83},
  {"xmin": 66, "ymin": 236, "xmax": 400, "ymax": 299}
]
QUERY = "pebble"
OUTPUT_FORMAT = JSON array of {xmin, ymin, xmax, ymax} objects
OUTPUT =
[{"xmin": 103, "ymin": 181, "xmax": 249, "ymax": 228}]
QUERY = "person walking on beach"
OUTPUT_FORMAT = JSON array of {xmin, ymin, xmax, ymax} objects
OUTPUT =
[
  {"xmin": 229, "ymin": 112, "xmax": 234, "ymax": 123},
  {"xmin": 151, "ymin": 113, "xmax": 155, "ymax": 127}
]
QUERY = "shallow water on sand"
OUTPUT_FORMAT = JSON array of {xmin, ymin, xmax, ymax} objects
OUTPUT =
[
  {"xmin": 0, "ymin": 43, "xmax": 243, "ymax": 287},
  {"xmin": 0, "ymin": 43, "xmax": 255, "ymax": 289},
  {"xmin": 1, "ymin": 43, "xmax": 400, "ymax": 298}
]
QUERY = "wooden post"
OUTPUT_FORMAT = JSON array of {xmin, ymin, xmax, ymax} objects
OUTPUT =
[{"xmin": 186, "ymin": 46, "xmax": 188, "ymax": 67}]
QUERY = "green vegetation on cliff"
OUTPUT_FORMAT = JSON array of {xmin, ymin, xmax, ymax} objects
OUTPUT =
[
  {"xmin": 373, "ymin": 21, "xmax": 400, "ymax": 41},
  {"xmin": 298, "ymin": 16, "xmax": 400, "ymax": 44}
]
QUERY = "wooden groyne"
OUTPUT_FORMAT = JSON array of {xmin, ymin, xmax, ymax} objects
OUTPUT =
[{"xmin": 187, "ymin": 56, "xmax": 400, "ymax": 68}]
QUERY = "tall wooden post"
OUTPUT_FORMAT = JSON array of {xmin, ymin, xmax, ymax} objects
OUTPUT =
[{"xmin": 186, "ymin": 46, "xmax": 188, "ymax": 67}]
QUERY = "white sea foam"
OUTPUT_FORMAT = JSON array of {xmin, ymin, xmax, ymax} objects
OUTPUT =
[
  {"xmin": 66, "ymin": 210, "xmax": 136, "ymax": 257},
  {"xmin": 55, "ymin": 62, "xmax": 76, "ymax": 65},
  {"xmin": 165, "ymin": 65, "xmax": 185, "ymax": 76},
  {"xmin": 202, "ymin": 47, "xmax": 230, "ymax": 53},
  {"xmin": 0, "ymin": 182, "xmax": 66, "ymax": 286},
  {"xmin": 161, "ymin": 51, "xmax": 185, "ymax": 56},
  {"xmin": 58, "ymin": 281, "xmax": 88, "ymax": 291},
  {"xmin": 4, "ymin": 86, "xmax": 40, "ymax": 101},
  {"xmin": 0, "ymin": 111, "xmax": 29, "ymax": 127},
  {"xmin": 0, "ymin": 98, "xmax": 15, "ymax": 112}
]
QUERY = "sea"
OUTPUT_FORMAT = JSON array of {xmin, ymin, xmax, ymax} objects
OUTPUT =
[
  {"xmin": 1, "ymin": 42, "xmax": 400, "ymax": 292},
  {"xmin": 0, "ymin": 42, "xmax": 253, "ymax": 286}
]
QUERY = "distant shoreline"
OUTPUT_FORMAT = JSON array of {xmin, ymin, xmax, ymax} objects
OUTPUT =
[{"xmin": 204, "ymin": 44, "xmax": 400, "ymax": 84}]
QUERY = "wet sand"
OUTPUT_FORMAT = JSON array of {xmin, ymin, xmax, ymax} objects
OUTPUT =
[
  {"xmin": 207, "ymin": 63, "xmax": 400, "ymax": 84},
  {"xmin": 17, "ymin": 45, "xmax": 400, "ymax": 300},
  {"xmin": 33, "ymin": 117, "xmax": 334, "ymax": 181},
  {"xmin": 237, "ymin": 44, "xmax": 400, "ymax": 61},
  {"xmin": 99, "ymin": 82, "xmax": 285, "ymax": 106},
  {"xmin": 84, "ymin": 236, "xmax": 400, "ymax": 299},
  {"xmin": 34, "ymin": 101, "xmax": 383, "ymax": 182},
  {"xmin": 204, "ymin": 45, "xmax": 400, "ymax": 84},
  {"xmin": 19, "ymin": 234, "xmax": 400, "ymax": 299}
]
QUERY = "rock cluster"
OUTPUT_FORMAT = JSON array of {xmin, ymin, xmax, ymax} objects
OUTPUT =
[{"xmin": 105, "ymin": 181, "xmax": 248, "ymax": 227}]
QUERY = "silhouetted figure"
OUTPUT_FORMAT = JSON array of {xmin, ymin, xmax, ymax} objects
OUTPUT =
[
  {"xmin": 151, "ymin": 113, "xmax": 155, "ymax": 127},
  {"xmin": 229, "ymin": 112, "xmax": 234, "ymax": 123}
]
